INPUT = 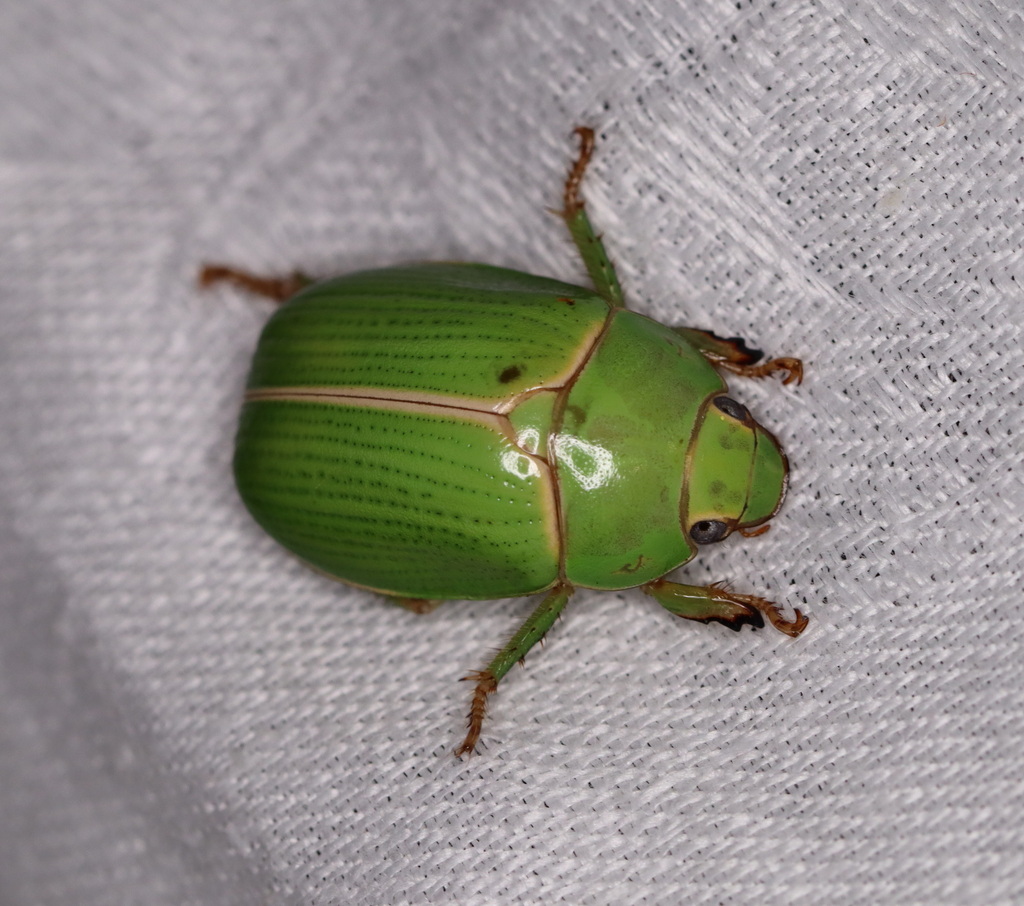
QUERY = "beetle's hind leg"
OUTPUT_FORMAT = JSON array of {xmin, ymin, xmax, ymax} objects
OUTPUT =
[
  {"xmin": 455, "ymin": 585, "xmax": 572, "ymax": 756},
  {"xmin": 643, "ymin": 578, "xmax": 808, "ymax": 637},
  {"xmin": 559, "ymin": 128, "xmax": 625, "ymax": 308},
  {"xmin": 673, "ymin": 327, "xmax": 803, "ymax": 386},
  {"xmin": 198, "ymin": 264, "xmax": 313, "ymax": 304}
]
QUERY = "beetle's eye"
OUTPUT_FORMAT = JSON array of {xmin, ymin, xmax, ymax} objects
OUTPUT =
[
  {"xmin": 690, "ymin": 520, "xmax": 730, "ymax": 544},
  {"xmin": 688, "ymin": 515, "xmax": 729, "ymax": 544},
  {"xmin": 713, "ymin": 396, "xmax": 749, "ymax": 422}
]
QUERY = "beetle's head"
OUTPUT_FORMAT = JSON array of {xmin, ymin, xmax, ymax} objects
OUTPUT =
[{"xmin": 682, "ymin": 395, "xmax": 788, "ymax": 548}]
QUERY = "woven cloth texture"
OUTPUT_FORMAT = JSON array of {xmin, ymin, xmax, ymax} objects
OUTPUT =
[{"xmin": 2, "ymin": 1, "xmax": 1022, "ymax": 904}]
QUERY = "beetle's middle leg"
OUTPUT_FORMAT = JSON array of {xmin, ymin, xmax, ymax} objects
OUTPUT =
[
  {"xmin": 673, "ymin": 327, "xmax": 803, "ymax": 385},
  {"xmin": 643, "ymin": 578, "xmax": 808, "ymax": 637},
  {"xmin": 198, "ymin": 264, "xmax": 313, "ymax": 304},
  {"xmin": 560, "ymin": 127, "xmax": 625, "ymax": 308},
  {"xmin": 455, "ymin": 584, "xmax": 572, "ymax": 756}
]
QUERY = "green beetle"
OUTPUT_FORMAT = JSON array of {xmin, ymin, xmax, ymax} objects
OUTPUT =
[{"xmin": 201, "ymin": 128, "xmax": 808, "ymax": 755}]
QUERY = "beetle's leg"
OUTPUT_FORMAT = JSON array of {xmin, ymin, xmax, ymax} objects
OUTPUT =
[
  {"xmin": 455, "ymin": 584, "xmax": 572, "ymax": 756},
  {"xmin": 198, "ymin": 264, "xmax": 313, "ymax": 304},
  {"xmin": 560, "ymin": 127, "xmax": 625, "ymax": 308},
  {"xmin": 673, "ymin": 328, "xmax": 763, "ymax": 366},
  {"xmin": 642, "ymin": 578, "xmax": 808, "ymax": 637},
  {"xmin": 673, "ymin": 326, "xmax": 803, "ymax": 386},
  {"xmin": 719, "ymin": 356, "xmax": 803, "ymax": 385},
  {"xmin": 385, "ymin": 595, "xmax": 444, "ymax": 615}
]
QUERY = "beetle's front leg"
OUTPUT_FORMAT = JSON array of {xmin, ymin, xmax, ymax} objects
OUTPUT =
[
  {"xmin": 559, "ymin": 127, "xmax": 625, "ymax": 308},
  {"xmin": 198, "ymin": 264, "xmax": 313, "ymax": 304},
  {"xmin": 643, "ymin": 578, "xmax": 808, "ymax": 637},
  {"xmin": 455, "ymin": 584, "xmax": 573, "ymax": 756},
  {"xmin": 673, "ymin": 327, "xmax": 803, "ymax": 385}
]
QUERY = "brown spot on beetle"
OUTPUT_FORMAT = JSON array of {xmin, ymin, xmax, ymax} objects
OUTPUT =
[
  {"xmin": 499, "ymin": 365, "xmax": 523, "ymax": 383},
  {"xmin": 565, "ymin": 404, "xmax": 587, "ymax": 426}
]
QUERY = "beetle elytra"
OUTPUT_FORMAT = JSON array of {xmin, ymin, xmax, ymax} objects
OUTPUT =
[{"xmin": 201, "ymin": 128, "xmax": 808, "ymax": 756}]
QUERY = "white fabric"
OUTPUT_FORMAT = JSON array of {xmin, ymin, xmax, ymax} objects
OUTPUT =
[{"xmin": 3, "ymin": 1, "xmax": 1023, "ymax": 903}]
